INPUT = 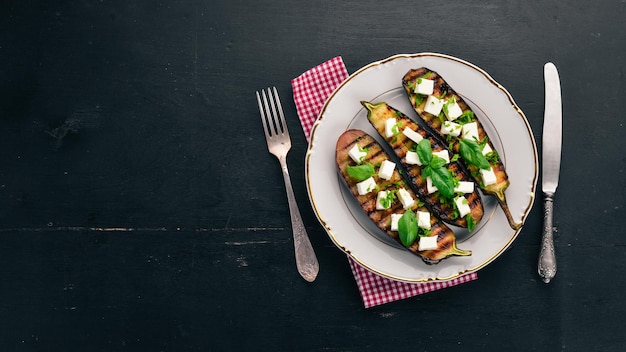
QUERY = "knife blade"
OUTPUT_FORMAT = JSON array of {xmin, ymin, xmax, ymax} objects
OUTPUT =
[{"xmin": 538, "ymin": 62, "xmax": 562, "ymax": 283}]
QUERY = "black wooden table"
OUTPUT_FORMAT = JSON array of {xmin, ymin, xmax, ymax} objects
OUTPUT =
[{"xmin": 1, "ymin": 1, "xmax": 624, "ymax": 351}]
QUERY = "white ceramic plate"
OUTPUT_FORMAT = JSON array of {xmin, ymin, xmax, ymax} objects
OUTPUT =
[{"xmin": 305, "ymin": 53, "xmax": 538, "ymax": 282}]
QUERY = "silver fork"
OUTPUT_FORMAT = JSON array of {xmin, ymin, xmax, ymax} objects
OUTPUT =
[{"xmin": 256, "ymin": 87, "xmax": 319, "ymax": 282}]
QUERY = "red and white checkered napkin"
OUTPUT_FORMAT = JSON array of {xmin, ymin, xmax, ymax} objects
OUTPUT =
[{"xmin": 291, "ymin": 56, "xmax": 478, "ymax": 308}]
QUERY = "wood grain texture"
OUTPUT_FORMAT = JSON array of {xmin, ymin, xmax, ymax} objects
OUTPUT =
[{"xmin": 0, "ymin": 0, "xmax": 624, "ymax": 350}]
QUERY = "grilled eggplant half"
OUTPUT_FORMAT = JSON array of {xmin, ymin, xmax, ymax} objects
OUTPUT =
[
  {"xmin": 361, "ymin": 100, "xmax": 484, "ymax": 230},
  {"xmin": 402, "ymin": 67, "xmax": 521, "ymax": 230},
  {"xmin": 336, "ymin": 129, "xmax": 471, "ymax": 264}
]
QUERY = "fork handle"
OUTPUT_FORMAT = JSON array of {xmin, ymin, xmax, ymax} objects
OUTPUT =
[{"xmin": 278, "ymin": 155, "xmax": 319, "ymax": 282}]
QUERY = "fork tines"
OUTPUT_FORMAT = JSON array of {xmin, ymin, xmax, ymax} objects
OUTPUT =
[{"xmin": 256, "ymin": 87, "xmax": 289, "ymax": 139}]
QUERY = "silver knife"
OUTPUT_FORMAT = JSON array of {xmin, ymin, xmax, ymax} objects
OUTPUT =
[{"xmin": 538, "ymin": 62, "xmax": 562, "ymax": 283}]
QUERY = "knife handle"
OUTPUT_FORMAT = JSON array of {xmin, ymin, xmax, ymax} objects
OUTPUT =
[{"xmin": 538, "ymin": 193, "xmax": 557, "ymax": 283}]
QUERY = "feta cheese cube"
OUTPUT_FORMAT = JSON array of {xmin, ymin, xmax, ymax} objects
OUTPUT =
[
  {"xmin": 414, "ymin": 78, "xmax": 434, "ymax": 95},
  {"xmin": 385, "ymin": 118, "xmax": 397, "ymax": 138},
  {"xmin": 462, "ymin": 122, "xmax": 479, "ymax": 141},
  {"xmin": 482, "ymin": 143, "xmax": 493, "ymax": 156},
  {"xmin": 424, "ymin": 95, "xmax": 444, "ymax": 116},
  {"xmin": 480, "ymin": 167, "xmax": 497, "ymax": 186},
  {"xmin": 348, "ymin": 144, "xmax": 367, "ymax": 163},
  {"xmin": 390, "ymin": 213, "xmax": 402, "ymax": 231},
  {"xmin": 376, "ymin": 191, "xmax": 390, "ymax": 210},
  {"xmin": 454, "ymin": 181, "xmax": 475, "ymax": 194},
  {"xmin": 441, "ymin": 121, "xmax": 462, "ymax": 137},
  {"xmin": 426, "ymin": 176, "xmax": 438, "ymax": 194},
  {"xmin": 405, "ymin": 151, "xmax": 422, "ymax": 165},
  {"xmin": 397, "ymin": 188, "xmax": 415, "ymax": 209},
  {"xmin": 432, "ymin": 150, "xmax": 450, "ymax": 164},
  {"xmin": 356, "ymin": 177, "xmax": 377, "ymax": 195},
  {"xmin": 378, "ymin": 159, "xmax": 395, "ymax": 180},
  {"xmin": 418, "ymin": 236, "xmax": 438, "ymax": 251},
  {"xmin": 417, "ymin": 211, "xmax": 431, "ymax": 229},
  {"xmin": 402, "ymin": 127, "xmax": 423, "ymax": 143},
  {"xmin": 454, "ymin": 196, "xmax": 471, "ymax": 218},
  {"xmin": 444, "ymin": 98, "xmax": 463, "ymax": 121}
]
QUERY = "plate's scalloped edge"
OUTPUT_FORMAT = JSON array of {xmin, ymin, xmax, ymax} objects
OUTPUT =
[{"xmin": 304, "ymin": 52, "xmax": 538, "ymax": 283}]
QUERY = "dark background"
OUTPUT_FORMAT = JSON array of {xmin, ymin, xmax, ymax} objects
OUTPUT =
[{"xmin": 1, "ymin": 1, "xmax": 624, "ymax": 351}]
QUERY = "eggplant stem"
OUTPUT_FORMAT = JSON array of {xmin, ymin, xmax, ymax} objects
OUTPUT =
[
  {"xmin": 495, "ymin": 188, "xmax": 522, "ymax": 230},
  {"xmin": 450, "ymin": 245, "xmax": 472, "ymax": 257},
  {"xmin": 361, "ymin": 100, "xmax": 383, "ymax": 113}
]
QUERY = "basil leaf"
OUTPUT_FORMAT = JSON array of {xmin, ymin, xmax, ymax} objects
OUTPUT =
[
  {"xmin": 459, "ymin": 139, "xmax": 491, "ymax": 170},
  {"xmin": 457, "ymin": 111, "xmax": 475, "ymax": 124},
  {"xmin": 421, "ymin": 165, "xmax": 432, "ymax": 178},
  {"xmin": 430, "ymin": 166, "xmax": 455, "ymax": 198},
  {"xmin": 398, "ymin": 210, "xmax": 418, "ymax": 247},
  {"xmin": 346, "ymin": 163, "xmax": 375, "ymax": 181},
  {"xmin": 429, "ymin": 155, "xmax": 447, "ymax": 169},
  {"xmin": 416, "ymin": 139, "xmax": 432, "ymax": 166},
  {"xmin": 467, "ymin": 215, "xmax": 476, "ymax": 232},
  {"xmin": 414, "ymin": 94, "xmax": 425, "ymax": 106}
]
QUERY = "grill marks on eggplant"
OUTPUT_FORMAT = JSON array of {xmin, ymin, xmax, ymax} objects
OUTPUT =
[
  {"xmin": 336, "ymin": 130, "xmax": 407, "ymax": 236},
  {"xmin": 336, "ymin": 129, "xmax": 471, "ymax": 264},
  {"xmin": 361, "ymin": 101, "xmax": 484, "ymax": 229},
  {"xmin": 402, "ymin": 67, "xmax": 522, "ymax": 230}
]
